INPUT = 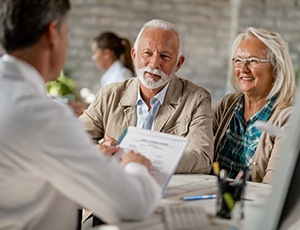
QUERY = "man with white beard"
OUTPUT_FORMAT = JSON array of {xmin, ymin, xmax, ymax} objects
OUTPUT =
[{"xmin": 79, "ymin": 19, "xmax": 213, "ymax": 174}]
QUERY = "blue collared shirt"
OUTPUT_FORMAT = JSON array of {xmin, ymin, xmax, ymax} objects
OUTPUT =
[
  {"xmin": 216, "ymin": 95, "xmax": 276, "ymax": 179},
  {"xmin": 136, "ymin": 83, "xmax": 170, "ymax": 130}
]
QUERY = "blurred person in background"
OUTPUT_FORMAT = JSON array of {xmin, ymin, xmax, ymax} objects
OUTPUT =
[{"xmin": 91, "ymin": 31, "xmax": 135, "ymax": 88}]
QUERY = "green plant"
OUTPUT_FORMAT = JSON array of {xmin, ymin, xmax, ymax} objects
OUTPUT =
[{"xmin": 46, "ymin": 71, "xmax": 75, "ymax": 100}]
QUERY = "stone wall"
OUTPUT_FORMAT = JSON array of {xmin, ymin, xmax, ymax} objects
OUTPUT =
[
  {"xmin": 67, "ymin": 0, "xmax": 300, "ymax": 102},
  {"xmin": 1, "ymin": 0, "xmax": 300, "ymax": 102},
  {"xmin": 67, "ymin": 0, "xmax": 233, "ymax": 101}
]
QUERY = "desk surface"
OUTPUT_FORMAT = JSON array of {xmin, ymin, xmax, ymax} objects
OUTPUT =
[{"xmin": 102, "ymin": 174, "xmax": 272, "ymax": 230}]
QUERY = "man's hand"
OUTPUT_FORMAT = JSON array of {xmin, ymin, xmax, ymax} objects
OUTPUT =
[
  {"xmin": 98, "ymin": 135, "xmax": 117, "ymax": 147},
  {"xmin": 98, "ymin": 145, "xmax": 120, "ymax": 156},
  {"xmin": 120, "ymin": 151, "xmax": 152, "ymax": 172},
  {"xmin": 97, "ymin": 135, "xmax": 118, "ymax": 156}
]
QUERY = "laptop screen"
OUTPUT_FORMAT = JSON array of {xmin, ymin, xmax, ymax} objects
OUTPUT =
[
  {"xmin": 277, "ymin": 148, "xmax": 300, "ymax": 229},
  {"xmin": 260, "ymin": 91, "xmax": 300, "ymax": 230}
]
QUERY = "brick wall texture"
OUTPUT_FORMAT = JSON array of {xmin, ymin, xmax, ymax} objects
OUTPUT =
[{"xmin": 2, "ymin": 0, "xmax": 300, "ymax": 102}]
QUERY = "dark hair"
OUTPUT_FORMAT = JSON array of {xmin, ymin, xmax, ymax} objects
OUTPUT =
[
  {"xmin": 0, "ymin": 0, "xmax": 71, "ymax": 52},
  {"xmin": 93, "ymin": 32, "xmax": 135, "ymax": 75}
]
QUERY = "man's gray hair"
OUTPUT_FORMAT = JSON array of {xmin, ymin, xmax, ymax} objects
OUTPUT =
[{"xmin": 133, "ymin": 19, "xmax": 183, "ymax": 58}]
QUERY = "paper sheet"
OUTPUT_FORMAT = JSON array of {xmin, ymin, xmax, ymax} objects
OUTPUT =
[{"xmin": 114, "ymin": 126, "xmax": 188, "ymax": 194}]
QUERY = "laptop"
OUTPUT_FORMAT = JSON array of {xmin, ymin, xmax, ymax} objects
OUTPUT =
[{"xmin": 245, "ymin": 90, "xmax": 300, "ymax": 230}]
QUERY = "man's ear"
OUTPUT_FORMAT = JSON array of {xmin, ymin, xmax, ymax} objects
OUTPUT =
[
  {"xmin": 175, "ymin": 55, "xmax": 185, "ymax": 72},
  {"xmin": 44, "ymin": 21, "xmax": 59, "ymax": 48},
  {"xmin": 131, "ymin": 47, "xmax": 136, "ymax": 60}
]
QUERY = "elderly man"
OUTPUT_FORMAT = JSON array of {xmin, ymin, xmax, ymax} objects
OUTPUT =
[
  {"xmin": 79, "ymin": 19, "xmax": 213, "ymax": 174},
  {"xmin": 0, "ymin": 1, "xmax": 161, "ymax": 229}
]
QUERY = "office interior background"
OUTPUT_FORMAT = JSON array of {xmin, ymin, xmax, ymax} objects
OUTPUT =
[{"xmin": 1, "ymin": 0, "xmax": 299, "ymax": 102}]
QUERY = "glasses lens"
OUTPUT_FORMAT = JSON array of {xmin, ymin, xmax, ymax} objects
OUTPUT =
[
  {"xmin": 247, "ymin": 58, "xmax": 259, "ymax": 66},
  {"xmin": 233, "ymin": 58, "xmax": 242, "ymax": 67},
  {"xmin": 232, "ymin": 58, "xmax": 267, "ymax": 68}
]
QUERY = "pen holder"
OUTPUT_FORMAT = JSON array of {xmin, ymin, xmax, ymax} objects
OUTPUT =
[{"xmin": 216, "ymin": 179, "xmax": 245, "ymax": 219}]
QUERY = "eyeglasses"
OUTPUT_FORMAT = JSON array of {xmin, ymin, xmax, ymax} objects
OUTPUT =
[{"xmin": 232, "ymin": 57, "xmax": 271, "ymax": 68}]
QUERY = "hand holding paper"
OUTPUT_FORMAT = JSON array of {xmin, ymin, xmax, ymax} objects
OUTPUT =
[
  {"xmin": 121, "ymin": 151, "xmax": 152, "ymax": 171},
  {"xmin": 115, "ymin": 126, "xmax": 188, "ymax": 194}
]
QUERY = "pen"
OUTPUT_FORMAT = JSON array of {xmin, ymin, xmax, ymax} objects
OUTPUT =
[
  {"xmin": 230, "ymin": 170, "xmax": 244, "ymax": 186},
  {"xmin": 220, "ymin": 169, "xmax": 227, "ymax": 180},
  {"xmin": 182, "ymin": 194, "xmax": 217, "ymax": 201},
  {"xmin": 212, "ymin": 161, "xmax": 220, "ymax": 176}
]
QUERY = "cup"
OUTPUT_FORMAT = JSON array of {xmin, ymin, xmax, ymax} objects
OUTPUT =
[{"xmin": 216, "ymin": 177, "xmax": 246, "ymax": 219}]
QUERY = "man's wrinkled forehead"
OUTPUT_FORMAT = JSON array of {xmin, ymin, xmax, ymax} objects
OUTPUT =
[{"xmin": 138, "ymin": 28, "xmax": 180, "ymax": 53}]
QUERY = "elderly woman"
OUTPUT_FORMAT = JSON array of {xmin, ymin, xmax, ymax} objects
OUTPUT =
[{"xmin": 213, "ymin": 27, "xmax": 296, "ymax": 184}]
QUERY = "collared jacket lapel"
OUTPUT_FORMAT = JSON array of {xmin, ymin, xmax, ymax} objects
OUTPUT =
[
  {"xmin": 154, "ymin": 77, "xmax": 182, "ymax": 132},
  {"xmin": 79, "ymin": 76, "xmax": 214, "ymax": 174},
  {"xmin": 119, "ymin": 78, "xmax": 139, "ymax": 127}
]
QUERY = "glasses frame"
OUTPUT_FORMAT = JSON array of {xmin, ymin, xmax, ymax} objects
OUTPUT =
[{"xmin": 232, "ymin": 57, "xmax": 271, "ymax": 68}]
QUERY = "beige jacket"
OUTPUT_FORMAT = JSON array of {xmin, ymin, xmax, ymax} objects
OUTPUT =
[
  {"xmin": 79, "ymin": 76, "xmax": 214, "ymax": 174},
  {"xmin": 213, "ymin": 93, "xmax": 292, "ymax": 184}
]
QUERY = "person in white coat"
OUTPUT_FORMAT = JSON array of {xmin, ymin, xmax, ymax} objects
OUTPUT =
[
  {"xmin": 0, "ymin": 1, "xmax": 161, "ymax": 230},
  {"xmin": 91, "ymin": 31, "xmax": 135, "ymax": 88}
]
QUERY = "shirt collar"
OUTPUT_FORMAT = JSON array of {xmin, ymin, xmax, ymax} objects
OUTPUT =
[
  {"xmin": 2, "ymin": 54, "xmax": 47, "ymax": 96},
  {"xmin": 136, "ymin": 82, "xmax": 170, "ymax": 105},
  {"xmin": 233, "ymin": 95, "xmax": 276, "ymax": 124}
]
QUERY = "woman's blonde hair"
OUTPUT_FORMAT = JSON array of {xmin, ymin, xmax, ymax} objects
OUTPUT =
[{"xmin": 230, "ymin": 27, "xmax": 296, "ymax": 108}]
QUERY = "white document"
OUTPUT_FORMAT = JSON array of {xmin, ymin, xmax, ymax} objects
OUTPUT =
[{"xmin": 114, "ymin": 126, "xmax": 188, "ymax": 194}]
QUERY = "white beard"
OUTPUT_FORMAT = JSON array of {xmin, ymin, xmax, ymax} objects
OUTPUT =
[{"xmin": 136, "ymin": 66, "xmax": 175, "ymax": 89}]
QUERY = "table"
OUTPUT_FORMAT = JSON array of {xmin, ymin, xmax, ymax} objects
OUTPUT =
[{"xmin": 94, "ymin": 174, "xmax": 271, "ymax": 230}]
